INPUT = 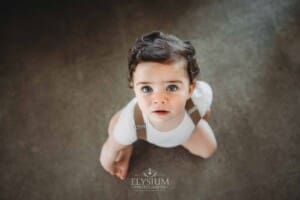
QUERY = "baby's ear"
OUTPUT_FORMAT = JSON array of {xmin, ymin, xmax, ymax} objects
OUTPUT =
[
  {"xmin": 129, "ymin": 81, "xmax": 134, "ymax": 89},
  {"xmin": 188, "ymin": 81, "xmax": 196, "ymax": 96}
]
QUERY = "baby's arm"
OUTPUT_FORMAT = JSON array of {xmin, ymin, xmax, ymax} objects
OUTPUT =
[
  {"xmin": 100, "ymin": 134, "xmax": 127, "ymax": 175},
  {"xmin": 100, "ymin": 111, "xmax": 133, "ymax": 179},
  {"xmin": 182, "ymin": 109, "xmax": 217, "ymax": 158}
]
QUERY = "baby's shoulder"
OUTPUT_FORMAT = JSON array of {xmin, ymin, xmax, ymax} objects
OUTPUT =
[
  {"xmin": 191, "ymin": 80, "xmax": 213, "ymax": 117},
  {"xmin": 112, "ymin": 97, "xmax": 138, "ymax": 145},
  {"xmin": 193, "ymin": 81, "xmax": 213, "ymax": 98}
]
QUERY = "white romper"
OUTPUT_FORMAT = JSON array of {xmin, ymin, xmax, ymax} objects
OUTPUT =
[{"xmin": 113, "ymin": 81, "xmax": 213, "ymax": 148}]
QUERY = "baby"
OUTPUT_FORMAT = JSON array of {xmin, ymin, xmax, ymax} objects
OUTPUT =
[{"xmin": 100, "ymin": 31, "xmax": 217, "ymax": 180}]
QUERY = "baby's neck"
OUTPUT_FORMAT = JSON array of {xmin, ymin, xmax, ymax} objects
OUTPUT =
[{"xmin": 148, "ymin": 112, "xmax": 185, "ymax": 132}]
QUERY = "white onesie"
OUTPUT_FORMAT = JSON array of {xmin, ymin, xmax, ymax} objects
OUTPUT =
[{"xmin": 113, "ymin": 81, "xmax": 213, "ymax": 148}]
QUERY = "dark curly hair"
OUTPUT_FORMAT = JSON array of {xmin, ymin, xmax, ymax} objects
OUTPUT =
[{"xmin": 127, "ymin": 31, "xmax": 200, "ymax": 88}]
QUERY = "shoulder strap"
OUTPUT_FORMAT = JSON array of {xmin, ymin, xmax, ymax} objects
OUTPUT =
[
  {"xmin": 134, "ymin": 103, "xmax": 147, "ymax": 140},
  {"xmin": 185, "ymin": 98, "xmax": 201, "ymax": 125},
  {"xmin": 134, "ymin": 99, "xmax": 201, "ymax": 140}
]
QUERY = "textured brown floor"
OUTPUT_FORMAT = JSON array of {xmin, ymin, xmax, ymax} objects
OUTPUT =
[{"xmin": 0, "ymin": 0, "xmax": 299, "ymax": 199}]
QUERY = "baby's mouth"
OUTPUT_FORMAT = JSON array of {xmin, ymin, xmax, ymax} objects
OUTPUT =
[{"xmin": 153, "ymin": 110, "xmax": 170, "ymax": 115}]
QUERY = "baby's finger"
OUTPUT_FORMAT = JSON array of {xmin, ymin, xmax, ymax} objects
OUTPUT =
[
  {"xmin": 115, "ymin": 170, "xmax": 123, "ymax": 179},
  {"xmin": 120, "ymin": 169, "xmax": 127, "ymax": 180},
  {"xmin": 111, "ymin": 162, "xmax": 126, "ymax": 180},
  {"xmin": 116, "ymin": 167, "xmax": 127, "ymax": 180}
]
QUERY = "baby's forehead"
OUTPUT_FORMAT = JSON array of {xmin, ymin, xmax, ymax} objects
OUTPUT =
[
  {"xmin": 140, "ymin": 57, "xmax": 187, "ymax": 69},
  {"xmin": 169, "ymin": 57, "xmax": 188, "ymax": 69},
  {"xmin": 136, "ymin": 60, "xmax": 187, "ymax": 72},
  {"xmin": 134, "ymin": 59, "xmax": 190, "ymax": 81}
]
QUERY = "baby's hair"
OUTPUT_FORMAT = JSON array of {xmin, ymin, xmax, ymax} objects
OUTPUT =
[{"xmin": 127, "ymin": 31, "xmax": 200, "ymax": 88}]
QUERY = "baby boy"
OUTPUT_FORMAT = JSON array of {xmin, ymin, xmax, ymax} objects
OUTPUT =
[{"xmin": 100, "ymin": 31, "xmax": 217, "ymax": 180}]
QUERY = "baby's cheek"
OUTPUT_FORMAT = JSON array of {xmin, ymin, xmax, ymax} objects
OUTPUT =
[{"xmin": 137, "ymin": 99, "xmax": 149, "ymax": 111}]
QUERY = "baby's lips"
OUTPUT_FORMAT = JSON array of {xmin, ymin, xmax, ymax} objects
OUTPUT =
[
  {"xmin": 153, "ymin": 110, "xmax": 170, "ymax": 114},
  {"xmin": 152, "ymin": 109, "xmax": 169, "ymax": 112}
]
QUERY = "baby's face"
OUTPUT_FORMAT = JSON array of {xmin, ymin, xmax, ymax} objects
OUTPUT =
[{"xmin": 132, "ymin": 59, "xmax": 195, "ymax": 125}]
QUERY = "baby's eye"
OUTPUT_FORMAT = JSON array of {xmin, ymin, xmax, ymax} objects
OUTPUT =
[
  {"xmin": 166, "ymin": 85, "xmax": 178, "ymax": 92},
  {"xmin": 141, "ymin": 86, "xmax": 153, "ymax": 93}
]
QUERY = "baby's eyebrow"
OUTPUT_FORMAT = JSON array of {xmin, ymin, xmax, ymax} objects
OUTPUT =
[
  {"xmin": 136, "ymin": 81, "xmax": 152, "ymax": 86},
  {"xmin": 136, "ymin": 80, "xmax": 183, "ymax": 86},
  {"xmin": 165, "ymin": 80, "xmax": 183, "ymax": 84}
]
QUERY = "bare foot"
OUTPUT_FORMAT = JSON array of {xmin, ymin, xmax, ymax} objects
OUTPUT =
[{"xmin": 112, "ymin": 145, "xmax": 133, "ymax": 180}]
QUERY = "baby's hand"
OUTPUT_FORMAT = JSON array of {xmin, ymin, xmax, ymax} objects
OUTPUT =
[
  {"xmin": 100, "ymin": 137, "xmax": 133, "ymax": 180},
  {"xmin": 101, "ymin": 146, "xmax": 132, "ymax": 180},
  {"xmin": 111, "ymin": 155, "xmax": 129, "ymax": 180},
  {"xmin": 112, "ymin": 146, "xmax": 132, "ymax": 180}
]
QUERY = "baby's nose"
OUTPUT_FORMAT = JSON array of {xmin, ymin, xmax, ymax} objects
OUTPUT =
[{"xmin": 153, "ymin": 93, "xmax": 168, "ymax": 104}]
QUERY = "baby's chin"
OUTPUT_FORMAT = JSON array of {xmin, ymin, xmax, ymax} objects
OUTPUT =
[
  {"xmin": 148, "ymin": 111, "xmax": 184, "ymax": 122},
  {"xmin": 147, "ymin": 111, "xmax": 172, "ymax": 120}
]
